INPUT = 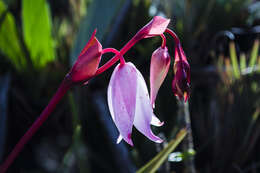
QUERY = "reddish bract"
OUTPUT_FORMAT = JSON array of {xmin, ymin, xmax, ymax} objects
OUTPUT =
[
  {"xmin": 136, "ymin": 16, "xmax": 170, "ymax": 39},
  {"xmin": 69, "ymin": 30, "xmax": 102, "ymax": 83}
]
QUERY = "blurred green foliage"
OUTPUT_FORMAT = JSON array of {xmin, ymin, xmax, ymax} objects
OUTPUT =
[
  {"xmin": 0, "ymin": 1, "xmax": 25, "ymax": 70},
  {"xmin": 22, "ymin": 0, "xmax": 55, "ymax": 68}
]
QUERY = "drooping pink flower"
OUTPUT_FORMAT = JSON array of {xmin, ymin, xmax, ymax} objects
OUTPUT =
[
  {"xmin": 150, "ymin": 47, "xmax": 171, "ymax": 108},
  {"xmin": 172, "ymin": 44, "xmax": 191, "ymax": 102},
  {"xmin": 135, "ymin": 16, "xmax": 170, "ymax": 39},
  {"xmin": 107, "ymin": 62, "xmax": 163, "ymax": 146},
  {"xmin": 68, "ymin": 29, "xmax": 102, "ymax": 83}
]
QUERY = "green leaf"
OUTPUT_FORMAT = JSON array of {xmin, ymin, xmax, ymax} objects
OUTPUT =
[
  {"xmin": 70, "ymin": 0, "xmax": 125, "ymax": 64},
  {"xmin": 229, "ymin": 41, "xmax": 240, "ymax": 79},
  {"xmin": 22, "ymin": 0, "xmax": 55, "ymax": 68},
  {"xmin": 136, "ymin": 128, "xmax": 187, "ymax": 173},
  {"xmin": 249, "ymin": 39, "xmax": 259, "ymax": 68},
  {"xmin": 0, "ymin": 1, "xmax": 26, "ymax": 70}
]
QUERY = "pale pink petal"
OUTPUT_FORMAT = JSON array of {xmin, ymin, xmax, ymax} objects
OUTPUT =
[
  {"xmin": 150, "ymin": 47, "xmax": 170, "ymax": 107},
  {"xmin": 107, "ymin": 62, "xmax": 138, "ymax": 146},
  {"xmin": 133, "ymin": 68, "xmax": 163, "ymax": 143}
]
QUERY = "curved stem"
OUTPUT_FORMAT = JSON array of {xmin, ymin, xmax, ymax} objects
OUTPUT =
[
  {"xmin": 165, "ymin": 28, "xmax": 180, "ymax": 45},
  {"xmin": 0, "ymin": 78, "xmax": 72, "ymax": 173},
  {"xmin": 95, "ymin": 35, "xmax": 141, "ymax": 76},
  {"xmin": 160, "ymin": 34, "xmax": 167, "ymax": 48},
  {"xmin": 165, "ymin": 28, "xmax": 184, "ymax": 62},
  {"xmin": 101, "ymin": 48, "xmax": 125, "ymax": 65}
]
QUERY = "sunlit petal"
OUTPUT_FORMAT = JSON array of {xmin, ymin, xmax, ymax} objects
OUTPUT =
[
  {"xmin": 150, "ymin": 47, "xmax": 170, "ymax": 107},
  {"xmin": 108, "ymin": 62, "xmax": 138, "ymax": 146},
  {"xmin": 134, "ymin": 68, "xmax": 163, "ymax": 143}
]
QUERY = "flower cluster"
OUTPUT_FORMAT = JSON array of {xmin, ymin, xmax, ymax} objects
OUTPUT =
[
  {"xmin": 68, "ymin": 16, "xmax": 191, "ymax": 145},
  {"xmin": 0, "ymin": 16, "xmax": 191, "ymax": 173}
]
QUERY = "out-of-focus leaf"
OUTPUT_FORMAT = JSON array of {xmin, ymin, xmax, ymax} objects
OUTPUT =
[
  {"xmin": 229, "ymin": 41, "xmax": 240, "ymax": 79},
  {"xmin": 249, "ymin": 39, "xmax": 259, "ymax": 68},
  {"xmin": 22, "ymin": 0, "xmax": 55, "ymax": 68},
  {"xmin": 0, "ymin": 74, "xmax": 10, "ymax": 161},
  {"xmin": 240, "ymin": 53, "xmax": 246, "ymax": 71},
  {"xmin": 136, "ymin": 128, "xmax": 187, "ymax": 173},
  {"xmin": 70, "ymin": 0, "xmax": 125, "ymax": 64},
  {"xmin": 0, "ymin": 1, "xmax": 26, "ymax": 70}
]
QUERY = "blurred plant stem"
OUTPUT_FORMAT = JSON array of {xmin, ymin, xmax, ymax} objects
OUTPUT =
[
  {"xmin": 0, "ymin": 78, "xmax": 72, "ymax": 173},
  {"xmin": 178, "ymin": 100, "xmax": 196, "ymax": 173},
  {"xmin": 136, "ymin": 128, "xmax": 187, "ymax": 173}
]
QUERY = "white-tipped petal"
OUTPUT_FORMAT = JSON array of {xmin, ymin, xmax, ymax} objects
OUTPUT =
[
  {"xmin": 151, "ymin": 114, "xmax": 164, "ymax": 127},
  {"xmin": 133, "ymin": 68, "xmax": 163, "ymax": 143},
  {"xmin": 116, "ymin": 135, "xmax": 123, "ymax": 144}
]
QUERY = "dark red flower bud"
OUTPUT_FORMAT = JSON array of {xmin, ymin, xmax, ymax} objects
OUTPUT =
[{"xmin": 172, "ymin": 45, "xmax": 191, "ymax": 102}]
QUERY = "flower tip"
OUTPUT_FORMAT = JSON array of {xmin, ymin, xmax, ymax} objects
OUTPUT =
[
  {"xmin": 151, "ymin": 114, "xmax": 164, "ymax": 127},
  {"xmin": 184, "ymin": 92, "xmax": 189, "ymax": 102},
  {"xmin": 93, "ymin": 28, "xmax": 97, "ymax": 35},
  {"xmin": 155, "ymin": 138, "xmax": 163, "ymax": 143},
  {"xmin": 126, "ymin": 133, "xmax": 134, "ymax": 146}
]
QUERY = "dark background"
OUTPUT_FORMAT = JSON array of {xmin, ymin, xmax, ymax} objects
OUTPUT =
[{"xmin": 0, "ymin": 0, "xmax": 260, "ymax": 172}]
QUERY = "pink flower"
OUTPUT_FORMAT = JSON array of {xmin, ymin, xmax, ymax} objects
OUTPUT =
[
  {"xmin": 107, "ymin": 62, "xmax": 163, "ymax": 146},
  {"xmin": 150, "ymin": 47, "xmax": 171, "ymax": 108},
  {"xmin": 136, "ymin": 16, "xmax": 170, "ymax": 39},
  {"xmin": 172, "ymin": 44, "xmax": 191, "ymax": 102},
  {"xmin": 68, "ymin": 30, "xmax": 102, "ymax": 83}
]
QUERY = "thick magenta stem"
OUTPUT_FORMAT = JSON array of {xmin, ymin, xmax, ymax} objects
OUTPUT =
[
  {"xmin": 160, "ymin": 34, "xmax": 167, "ymax": 48},
  {"xmin": 0, "ymin": 79, "xmax": 72, "ymax": 173}
]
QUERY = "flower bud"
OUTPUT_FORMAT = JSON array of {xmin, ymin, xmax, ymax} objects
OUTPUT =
[
  {"xmin": 150, "ymin": 47, "xmax": 170, "ymax": 107},
  {"xmin": 172, "ymin": 45, "xmax": 191, "ymax": 102}
]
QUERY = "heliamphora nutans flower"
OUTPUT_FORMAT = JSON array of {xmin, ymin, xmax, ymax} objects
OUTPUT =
[{"xmin": 107, "ymin": 62, "xmax": 163, "ymax": 146}]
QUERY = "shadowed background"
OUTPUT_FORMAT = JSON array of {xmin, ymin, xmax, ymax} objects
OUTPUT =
[{"xmin": 0, "ymin": 0, "xmax": 260, "ymax": 172}]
